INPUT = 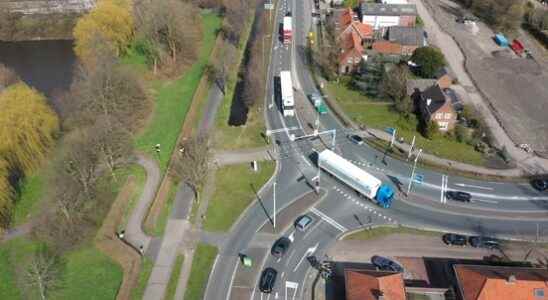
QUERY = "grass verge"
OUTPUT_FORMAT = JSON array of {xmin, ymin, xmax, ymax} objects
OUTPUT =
[
  {"xmin": 134, "ymin": 13, "xmax": 222, "ymax": 171},
  {"xmin": 165, "ymin": 254, "xmax": 185, "ymax": 300},
  {"xmin": 149, "ymin": 182, "xmax": 178, "ymax": 236},
  {"xmin": 12, "ymin": 172, "xmax": 44, "ymax": 226},
  {"xmin": 204, "ymin": 161, "xmax": 275, "ymax": 232},
  {"xmin": 131, "ymin": 257, "xmax": 154, "ymax": 300},
  {"xmin": 184, "ymin": 243, "xmax": 218, "ymax": 300},
  {"xmin": 326, "ymin": 82, "xmax": 486, "ymax": 166},
  {"xmin": 343, "ymin": 226, "xmax": 441, "ymax": 240}
]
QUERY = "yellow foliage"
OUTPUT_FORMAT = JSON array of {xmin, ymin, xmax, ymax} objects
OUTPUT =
[
  {"xmin": 74, "ymin": 0, "xmax": 134, "ymax": 66},
  {"xmin": 0, "ymin": 159, "xmax": 13, "ymax": 225},
  {"xmin": 0, "ymin": 83, "xmax": 59, "ymax": 175}
]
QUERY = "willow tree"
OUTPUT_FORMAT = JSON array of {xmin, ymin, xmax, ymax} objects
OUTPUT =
[
  {"xmin": 0, "ymin": 159, "xmax": 13, "ymax": 227},
  {"xmin": 0, "ymin": 83, "xmax": 59, "ymax": 175},
  {"xmin": 73, "ymin": 0, "xmax": 134, "ymax": 67}
]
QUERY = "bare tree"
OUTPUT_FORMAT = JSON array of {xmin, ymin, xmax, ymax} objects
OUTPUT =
[
  {"xmin": 210, "ymin": 41, "xmax": 238, "ymax": 93},
  {"xmin": 171, "ymin": 135, "xmax": 210, "ymax": 191},
  {"xmin": 91, "ymin": 117, "xmax": 133, "ymax": 179},
  {"xmin": 23, "ymin": 248, "xmax": 61, "ymax": 300}
]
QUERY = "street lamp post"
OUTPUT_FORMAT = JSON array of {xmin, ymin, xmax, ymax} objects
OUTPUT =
[
  {"xmin": 273, "ymin": 181, "xmax": 276, "ymax": 230},
  {"xmin": 406, "ymin": 149, "xmax": 422, "ymax": 196}
]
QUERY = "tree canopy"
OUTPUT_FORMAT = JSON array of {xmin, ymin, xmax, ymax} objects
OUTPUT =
[
  {"xmin": 73, "ymin": 0, "xmax": 134, "ymax": 66},
  {"xmin": 0, "ymin": 83, "xmax": 59, "ymax": 175},
  {"xmin": 411, "ymin": 47, "xmax": 446, "ymax": 78}
]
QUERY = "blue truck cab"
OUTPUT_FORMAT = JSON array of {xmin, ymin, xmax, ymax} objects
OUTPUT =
[{"xmin": 375, "ymin": 184, "xmax": 395, "ymax": 208}]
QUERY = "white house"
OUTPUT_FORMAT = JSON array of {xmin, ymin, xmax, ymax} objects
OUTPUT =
[
  {"xmin": 380, "ymin": 0, "xmax": 408, "ymax": 4},
  {"xmin": 360, "ymin": 3, "xmax": 417, "ymax": 30}
]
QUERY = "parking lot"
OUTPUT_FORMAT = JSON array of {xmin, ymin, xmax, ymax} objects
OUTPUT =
[{"xmin": 422, "ymin": 0, "xmax": 548, "ymax": 154}]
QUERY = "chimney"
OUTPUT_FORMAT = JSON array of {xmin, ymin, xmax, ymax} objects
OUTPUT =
[
  {"xmin": 507, "ymin": 274, "xmax": 517, "ymax": 283},
  {"xmin": 427, "ymin": 98, "xmax": 432, "ymax": 106}
]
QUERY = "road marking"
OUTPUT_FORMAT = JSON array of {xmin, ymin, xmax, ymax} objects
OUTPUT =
[
  {"xmin": 454, "ymin": 183, "xmax": 494, "ymax": 191},
  {"xmin": 440, "ymin": 175, "xmax": 448, "ymax": 204},
  {"xmin": 473, "ymin": 199, "xmax": 499, "ymax": 204},
  {"xmin": 288, "ymin": 230, "xmax": 295, "ymax": 242},
  {"xmin": 310, "ymin": 207, "xmax": 348, "ymax": 232},
  {"xmin": 285, "ymin": 281, "xmax": 299, "ymax": 300},
  {"xmin": 293, "ymin": 243, "xmax": 319, "ymax": 272}
]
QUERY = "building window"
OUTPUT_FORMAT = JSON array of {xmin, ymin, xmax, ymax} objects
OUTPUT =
[
  {"xmin": 444, "ymin": 113, "xmax": 452, "ymax": 119},
  {"xmin": 438, "ymin": 122, "xmax": 449, "ymax": 131},
  {"xmin": 435, "ymin": 113, "xmax": 443, "ymax": 120}
]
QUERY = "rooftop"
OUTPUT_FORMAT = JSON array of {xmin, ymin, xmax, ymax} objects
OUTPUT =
[
  {"xmin": 344, "ymin": 269, "xmax": 406, "ymax": 300},
  {"xmin": 454, "ymin": 265, "xmax": 548, "ymax": 300},
  {"xmin": 360, "ymin": 3, "xmax": 417, "ymax": 16},
  {"xmin": 388, "ymin": 26, "xmax": 425, "ymax": 46}
]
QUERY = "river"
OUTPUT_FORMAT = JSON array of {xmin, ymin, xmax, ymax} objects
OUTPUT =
[{"xmin": 0, "ymin": 40, "xmax": 76, "ymax": 108}]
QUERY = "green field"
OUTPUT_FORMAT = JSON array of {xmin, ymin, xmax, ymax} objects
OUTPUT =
[
  {"xmin": 326, "ymin": 82, "xmax": 486, "ymax": 166},
  {"xmin": 0, "ymin": 238, "xmax": 122, "ymax": 300},
  {"xmin": 134, "ymin": 13, "xmax": 222, "ymax": 171},
  {"xmin": 184, "ymin": 243, "xmax": 218, "ymax": 300},
  {"xmin": 344, "ymin": 226, "xmax": 440, "ymax": 240},
  {"xmin": 204, "ymin": 161, "xmax": 275, "ymax": 232},
  {"xmin": 12, "ymin": 172, "xmax": 44, "ymax": 226},
  {"xmin": 131, "ymin": 257, "xmax": 154, "ymax": 300},
  {"xmin": 165, "ymin": 255, "xmax": 185, "ymax": 300}
]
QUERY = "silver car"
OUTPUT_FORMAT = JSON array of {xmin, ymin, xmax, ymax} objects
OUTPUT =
[{"xmin": 295, "ymin": 215, "xmax": 313, "ymax": 231}]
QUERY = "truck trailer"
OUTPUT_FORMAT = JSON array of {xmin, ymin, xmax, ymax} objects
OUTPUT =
[
  {"xmin": 318, "ymin": 149, "xmax": 395, "ymax": 208},
  {"xmin": 283, "ymin": 16, "xmax": 292, "ymax": 44},
  {"xmin": 280, "ymin": 71, "xmax": 295, "ymax": 117}
]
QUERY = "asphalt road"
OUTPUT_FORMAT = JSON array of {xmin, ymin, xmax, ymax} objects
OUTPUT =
[{"xmin": 204, "ymin": 0, "xmax": 548, "ymax": 299}]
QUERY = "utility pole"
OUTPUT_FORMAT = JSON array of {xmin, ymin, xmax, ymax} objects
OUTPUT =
[
  {"xmin": 406, "ymin": 149, "xmax": 422, "ymax": 195},
  {"xmin": 408, "ymin": 135, "xmax": 416, "ymax": 160},
  {"xmin": 273, "ymin": 181, "xmax": 277, "ymax": 230}
]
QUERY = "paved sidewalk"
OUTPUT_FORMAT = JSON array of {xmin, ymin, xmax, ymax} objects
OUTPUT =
[
  {"xmin": 213, "ymin": 146, "xmax": 277, "ymax": 166},
  {"xmin": 125, "ymin": 154, "xmax": 160, "ymax": 253}
]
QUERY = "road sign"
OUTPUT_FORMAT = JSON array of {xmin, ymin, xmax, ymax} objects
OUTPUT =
[{"xmin": 414, "ymin": 174, "xmax": 424, "ymax": 184}]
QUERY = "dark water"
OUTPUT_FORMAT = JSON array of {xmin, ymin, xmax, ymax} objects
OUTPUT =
[{"xmin": 0, "ymin": 40, "xmax": 76, "ymax": 105}]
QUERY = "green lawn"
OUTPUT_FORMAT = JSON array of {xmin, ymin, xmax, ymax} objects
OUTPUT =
[
  {"xmin": 50, "ymin": 245, "xmax": 123, "ymax": 300},
  {"xmin": 0, "ymin": 238, "xmax": 122, "ymax": 300},
  {"xmin": 214, "ymin": 5, "xmax": 267, "ymax": 150},
  {"xmin": 326, "ymin": 82, "xmax": 486, "ymax": 166},
  {"xmin": 184, "ymin": 243, "xmax": 218, "ymax": 300},
  {"xmin": 149, "ymin": 182, "xmax": 178, "ymax": 236},
  {"xmin": 165, "ymin": 255, "xmax": 185, "ymax": 300},
  {"xmin": 134, "ymin": 13, "xmax": 222, "ymax": 171},
  {"xmin": 343, "ymin": 226, "xmax": 440, "ymax": 240},
  {"xmin": 204, "ymin": 161, "xmax": 275, "ymax": 232},
  {"xmin": 131, "ymin": 257, "xmax": 154, "ymax": 300},
  {"xmin": 12, "ymin": 172, "xmax": 44, "ymax": 226}
]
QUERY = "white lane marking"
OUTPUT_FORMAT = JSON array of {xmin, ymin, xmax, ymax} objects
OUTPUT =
[
  {"xmin": 473, "ymin": 199, "xmax": 499, "ymax": 204},
  {"xmin": 226, "ymin": 258, "xmax": 240, "ymax": 300},
  {"xmin": 288, "ymin": 230, "xmax": 295, "ymax": 242},
  {"xmin": 440, "ymin": 175, "xmax": 448, "ymax": 204},
  {"xmin": 454, "ymin": 183, "xmax": 495, "ymax": 191},
  {"xmin": 285, "ymin": 281, "xmax": 299, "ymax": 300},
  {"xmin": 301, "ymin": 155, "xmax": 311, "ymax": 166},
  {"xmin": 310, "ymin": 207, "xmax": 348, "ymax": 232},
  {"xmin": 293, "ymin": 243, "xmax": 319, "ymax": 272},
  {"xmin": 302, "ymin": 219, "xmax": 323, "ymax": 240}
]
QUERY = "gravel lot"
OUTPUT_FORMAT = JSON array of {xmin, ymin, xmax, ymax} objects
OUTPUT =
[{"xmin": 422, "ymin": 0, "xmax": 548, "ymax": 153}]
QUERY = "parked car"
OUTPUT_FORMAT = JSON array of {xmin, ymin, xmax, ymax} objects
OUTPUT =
[
  {"xmin": 295, "ymin": 215, "xmax": 314, "ymax": 231},
  {"xmin": 271, "ymin": 237, "xmax": 291, "ymax": 258},
  {"xmin": 443, "ymin": 233, "xmax": 467, "ymax": 246},
  {"xmin": 446, "ymin": 191, "xmax": 472, "ymax": 202},
  {"xmin": 371, "ymin": 255, "xmax": 404, "ymax": 273},
  {"xmin": 259, "ymin": 267, "xmax": 278, "ymax": 293},
  {"xmin": 348, "ymin": 134, "xmax": 364, "ymax": 145},
  {"xmin": 469, "ymin": 236, "xmax": 500, "ymax": 249},
  {"xmin": 531, "ymin": 179, "xmax": 548, "ymax": 191}
]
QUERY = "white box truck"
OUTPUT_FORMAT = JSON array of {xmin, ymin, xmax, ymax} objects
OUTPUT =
[
  {"xmin": 318, "ymin": 149, "xmax": 395, "ymax": 208},
  {"xmin": 280, "ymin": 71, "xmax": 294, "ymax": 117}
]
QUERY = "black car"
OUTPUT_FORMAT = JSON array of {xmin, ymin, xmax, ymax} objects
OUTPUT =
[
  {"xmin": 531, "ymin": 179, "xmax": 548, "ymax": 191},
  {"xmin": 443, "ymin": 233, "xmax": 467, "ymax": 246},
  {"xmin": 371, "ymin": 255, "xmax": 404, "ymax": 273},
  {"xmin": 446, "ymin": 191, "xmax": 472, "ymax": 202},
  {"xmin": 259, "ymin": 267, "xmax": 278, "ymax": 293},
  {"xmin": 469, "ymin": 236, "xmax": 500, "ymax": 249},
  {"xmin": 271, "ymin": 237, "xmax": 291, "ymax": 258},
  {"xmin": 348, "ymin": 134, "xmax": 364, "ymax": 145}
]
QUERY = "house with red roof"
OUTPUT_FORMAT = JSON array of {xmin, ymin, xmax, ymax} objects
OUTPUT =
[
  {"xmin": 337, "ymin": 8, "xmax": 374, "ymax": 74},
  {"xmin": 344, "ymin": 269, "xmax": 406, "ymax": 300}
]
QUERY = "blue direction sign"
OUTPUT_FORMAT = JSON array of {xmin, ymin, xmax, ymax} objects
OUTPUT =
[{"xmin": 413, "ymin": 174, "xmax": 424, "ymax": 184}]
